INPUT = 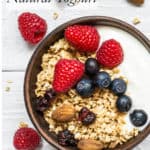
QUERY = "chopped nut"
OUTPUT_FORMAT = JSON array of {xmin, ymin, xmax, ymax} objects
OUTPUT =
[
  {"xmin": 7, "ymin": 80, "xmax": 13, "ymax": 83},
  {"xmin": 36, "ymin": 38, "xmax": 139, "ymax": 148},
  {"xmin": 133, "ymin": 17, "xmax": 141, "ymax": 25},
  {"xmin": 19, "ymin": 122, "xmax": 28, "ymax": 128},
  {"xmin": 52, "ymin": 104, "xmax": 75, "ymax": 122},
  {"xmin": 53, "ymin": 12, "xmax": 59, "ymax": 20}
]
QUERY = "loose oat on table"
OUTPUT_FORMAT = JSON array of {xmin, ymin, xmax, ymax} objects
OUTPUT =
[
  {"xmin": 5, "ymin": 86, "xmax": 10, "ymax": 92},
  {"xmin": 132, "ymin": 17, "xmax": 141, "ymax": 25},
  {"xmin": 19, "ymin": 122, "xmax": 28, "ymax": 128},
  {"xmin": 35, "ymin": 38, "xmax": 139, "ymax": 149},
  {"xmin": 6, "ymin": 80, "xmax": 13, "ymax": 83},
  {"xmin": 53, "ymin": 12, "xmax": 59, "ymax": 20}
]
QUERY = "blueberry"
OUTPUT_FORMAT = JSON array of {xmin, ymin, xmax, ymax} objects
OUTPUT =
[
  {"xmin": 116, "ymin": 95, "xmax": 132, "ymax": 112},
  {"xmin": 85, "ymin": 58, "xmax": 100, "ymax": 76},
  {"xmin": 76, "ymin": 78, "xmax": 95, "ymax": 97},
  {"xmin": 130, "ymin": 110, "xmax": 148, "ymax": 127},
  {"xmin": 110, "ymin": 78, "xmax": 127, "ymax": 95},
  {"xmin": 93, "ymin": 71, "xmax": 111, "ymax": 88}
]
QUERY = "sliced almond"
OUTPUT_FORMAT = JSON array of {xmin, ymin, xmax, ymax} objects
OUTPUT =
[
  {"xmin": 77, "ymin": 139, "xmax": 104, "ymax": 150},
  {"xmin": 52, "ymin": 104, "xmax": 75, "ymax": 122}
]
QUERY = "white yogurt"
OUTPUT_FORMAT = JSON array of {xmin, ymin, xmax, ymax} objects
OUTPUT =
[{"xmin": 96, "ymin": 26, "xmax": 150, "ymax": 131}]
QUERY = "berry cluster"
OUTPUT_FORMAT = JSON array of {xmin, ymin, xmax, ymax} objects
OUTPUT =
[
  {"xmin": 17, "ymin": 12, "xmax": 148, "ymax": 149},
  {"xmin": 75, "ymin": 57, "xmax": 147, "ymax": 127},
  {"xmin": 65, "ymin": 25, "xmax": 124, "ymax": 68},
  {"xmin": 76, "ymin": 58, "xmax": 129, "ymax": 109},
  {"xmin": 65, "ymin": 24, "xmax": 147, "ymax": 128}
]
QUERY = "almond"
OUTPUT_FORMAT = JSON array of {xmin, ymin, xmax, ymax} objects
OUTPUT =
[
  {"xmin": 129, "ymin": 0, "xmax": 144, "ymax": 5},
  {"xmin": 52, "ymin": 104, "xmax": 75, "ymax": 122},
  {"xmin": 77, "ymin": 139, "xmax": 104, "ymax": 150}
]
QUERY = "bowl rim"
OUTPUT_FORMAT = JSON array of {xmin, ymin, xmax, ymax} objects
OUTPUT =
[{"xmin": 24, "ymin": 16, "xmax": 150, "ymax": 150}]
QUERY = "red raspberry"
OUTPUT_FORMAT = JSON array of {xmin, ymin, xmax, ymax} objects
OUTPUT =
[
  {"xmin": 13, "ymin": 127, "xmax": 41, "ymax": 150},
  {"xmin": 65, "ymin": 25, "xmax": 100, "ymax": 52},
  {"xmin": 18, "ymin": 12, "xmax": 47, "ymax": 44},
  {"xmin": 52, "ymin": 59, "xmax": 85, "ymax": 93},
  {"xmin": 96, "ymin": 39, "xmax": 124, "ymax": 68}
]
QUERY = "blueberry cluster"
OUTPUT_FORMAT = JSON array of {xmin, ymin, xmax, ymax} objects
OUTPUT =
[{"xmin": 75, "ymin": 58, "xmax": 148, "ymax": 127}]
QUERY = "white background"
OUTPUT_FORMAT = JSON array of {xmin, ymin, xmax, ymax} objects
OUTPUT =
[{"xmin": 2, "ymin": 0, "xmax": 150, "ymax": 149}]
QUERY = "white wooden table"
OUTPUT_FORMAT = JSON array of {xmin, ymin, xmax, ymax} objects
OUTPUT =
[{"xmin": 2, "ymin": 0, "xmax": 150, "ymax": 149}]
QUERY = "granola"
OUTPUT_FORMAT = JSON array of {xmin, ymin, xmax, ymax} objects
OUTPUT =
[{"xmin": 35, "ymin": 38, "xmax": 139, "ymax": 149}]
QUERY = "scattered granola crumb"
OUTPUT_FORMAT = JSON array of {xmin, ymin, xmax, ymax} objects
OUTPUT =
[
  {"xmin": 53, "ymin": 12, "xmax": 59, "ymax": 20},
  {"xmin": 19, "ymin": 122, "xmax": 28, "ymax": 128},
  {"xmin": 7, "ymin": 80, "xmax": 13, "ymax": 83},
  {"xmin": 5, "ymin": 86, "xmax": 10, "ymax": 92},
  {"xmin": 132, "ymin": 17, "xmax": 141, "ymax": 25}
]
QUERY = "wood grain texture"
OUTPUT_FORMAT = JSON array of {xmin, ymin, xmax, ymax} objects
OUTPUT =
[{"xmin": 2, "ymin": 0, "xmax": 150, "ymax": 150}]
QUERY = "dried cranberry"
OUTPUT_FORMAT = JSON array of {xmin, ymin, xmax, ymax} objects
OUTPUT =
[
  {"xmin": 78, "ymin": 107, "xmax": 90, "ymax": 121},
  {"xmin": 82, "ymin": 112, "xmax": 96, "ymax": 125},
  {"xmin": 44, "ymin": 88, "xmax": 56, "ymax": 100},
  {"xmin": 36, "ymin": 88, "xmax": 56, "ymax": 112},
  {"xmin": 57, "ymin": 130, "xmax": 77, "ymax": 146},
  {"xmin": 78, "ymin": 107, "xmax": 96, "ymax": 125},
  {"xmin": 36, "ymin": 97, "xmax": 50, "ymax": 112}
]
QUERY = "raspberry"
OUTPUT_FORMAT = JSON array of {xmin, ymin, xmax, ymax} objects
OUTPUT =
[
  {"xmin": 96, "ymin": 39, "xmax": 124, "ymax": 68},
  {"xmin": 18, "ymin": 12, "xmax": 47, "ymax": 44},
  {"xmin": 65, "ymin": 25, "xmax": 100, "ymax": 52},
  {"xmin": 52, "ymin": 59, "xmax": 84, "ymax": 93},
  {"xmin": 13, "ymin": 127, "xmax": 41, "ymax": 150}
]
